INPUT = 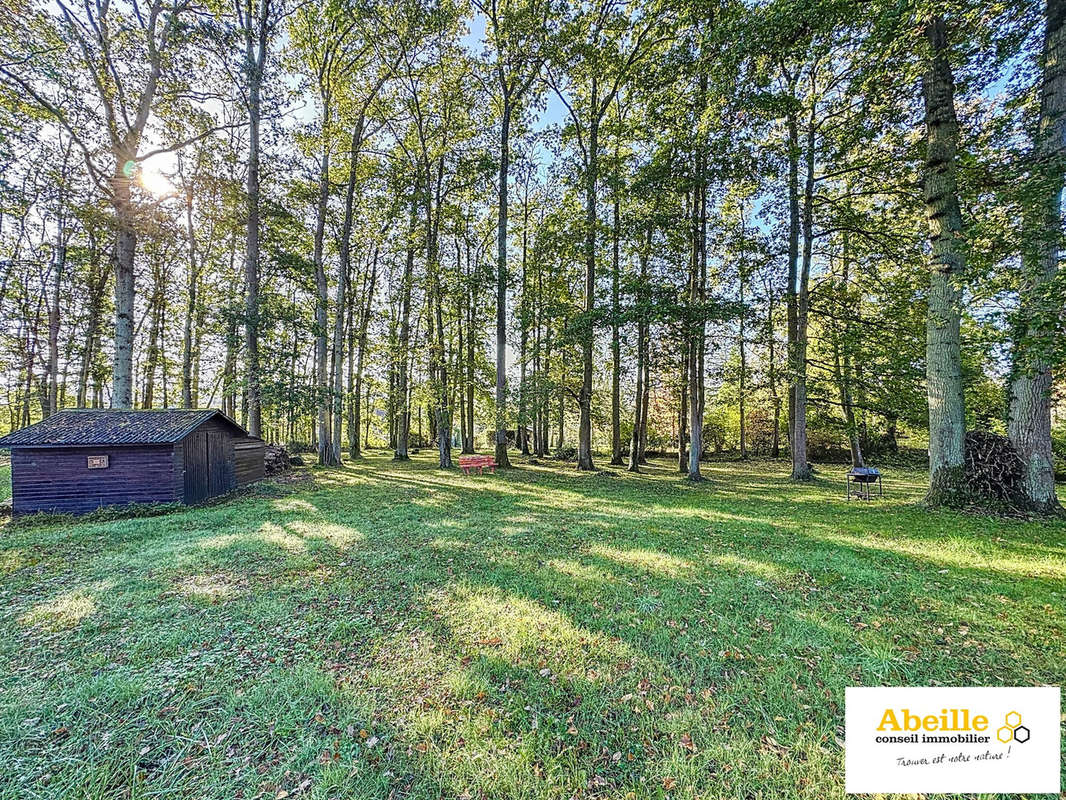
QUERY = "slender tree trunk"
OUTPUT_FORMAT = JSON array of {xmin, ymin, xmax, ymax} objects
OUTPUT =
[
  {"xmin": 837, "ymin": 235, "xmax": 863, "ymax": 467},
  {"xmin": 494, "ymin": 101, "xmax": 513, "ymax": 467},
  {"xmin": 639, "ymin": 342, "xmax": 650, "ymax": 463},
  {"xmin": 395, "ymin": 198, "xmax": 417, "ymax": 460},
  {"xmin": 738, "ymin": 274, "xmax": 748, "ymax": 459},
  {"xmin": 610, "ymin": 192, "xmax": 623, "ymax": 465},
  {"xmin": 577, "ymin": 85, "xmax": 599, "ymax": 471},
  {"xmin": 77, "ymin": 258, "xmax": 105, "ymax": 409},
  {"xmin": 628, "ymin": 228, "xmax": 650, "ymax": 473},
  {"xmin": 243, "ymin": 1, "xmax": 267, "ymax": 438},
  {"xmin": 688, "ymin": 167, "xmax": 706, "ymax": 480},
  {"xmin": 791, "ymin": 96, "xmax": 815, "ymax": 481},
  {"xmin": 766, "ymin": 277, "xmax": 781, "ymax": 458},
  {"xmin": 518, "ymin": 191, "xmax": 531, "ymax": 456},
  {"xmin": 678, "ymin": 347, "xmax": 688, "ymax": 473},
  {"xmin": 47, "ymin": 237, "xmax": 64, "ymax": 416},
  {"xmin": 785, "ymin": 100, "xmax": 800, "ymax": 463},
  {"xmin": 351, "ymin": 251, "xmax": 377, "ymax": 459},
  {"xmin": 181, "ymin": 187, "xmax": 198, "ymax": 408},
  {"xmin": 922, "ymin": 15, "xmax": 968, "ymax": 505},
  {"xmin": 1009, "ymin": 0, "xmax": 1065, "ymax": 514},
  {"xmin": 314, "ymin": 138, "xmax": 335, "ymax": 465}
]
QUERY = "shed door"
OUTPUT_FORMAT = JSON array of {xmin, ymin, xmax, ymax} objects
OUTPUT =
[
  {"xmin": 184, "ymin": 432, "xmax": 209, "ymax": 504},
  {"xmin": 207, "ymin": 432, "xmax": 229, "ymax": 495}
]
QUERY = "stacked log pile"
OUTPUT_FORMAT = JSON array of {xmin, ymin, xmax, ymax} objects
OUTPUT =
[
  {"xmin": 264, "ymin": 445, "xmax": 293, "ymax": 475},
  {"xmin": 963, "ymin": 430, "xmax": 1024, "ymax": 508}
]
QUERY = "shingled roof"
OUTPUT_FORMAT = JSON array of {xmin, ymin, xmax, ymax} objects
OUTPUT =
[{"xmin": 0, "ymin": 409, "xmax": 249, "ymax": 448}]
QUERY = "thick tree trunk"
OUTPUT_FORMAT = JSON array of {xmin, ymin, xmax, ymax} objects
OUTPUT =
[
  {"xmin": 111, "ymin": 172, "xmax": 136, "ymax": 409},
  {"xmin": 922, "ymin": 16, "xmax": 968, "ymax": 506},
  {"xmin": 1008, "ymin": 0, "xmax": 1065, "ymax": 514}
]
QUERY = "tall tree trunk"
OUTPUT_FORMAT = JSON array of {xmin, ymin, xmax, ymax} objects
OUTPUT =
[
  {"xmin": 639, "ymin": 341, "xmax": 650, "ymax": 463},
  {"xmin": 628, "ymin": 226, "xmax": 650, "ymax": 472},
  {"xmin": 688, "ymin": 161, "xmax": 707, "ymax": 481},
  {"xmin": 1009, "ymin": 0, "xmax": 1065, "ymax": 514},
  {"xmin": 577, "ymin": 84, "xmax": 598, "ymax": 471},
  {"xmin": 738, "ymin": 271, "xmax": 748, "ymax": 459},
  {"xmin": 494, "ymin": 101, "xmax": 513, "ymax": 467},
  {"xmin": 111, "ymin": 172, "xmax": 136, "ymax": 409},
  {"xmin": 610, "ymin": 192, "xmax": 623, "ymax": 465},
  {"xmin": 678, "ymin": 347, "xmax": 688, "ymax": 473},
  {"xmin": 243, "ymin": 0, "xmax": 268, "ymax": 438},
  {"xmin": 791, "ymin": 94, "xmax": 815, "ymax": 481},
  {"xmin": 333, "ymin": 109, "xmax": 371, "ymax": 464},
  {"xmin": 837, "ymin": 234, "xmax": 863, "ymax": 468},
  {"xmin": 314, "ymin": 139, "xmax": 335, "ymax": 466},
  {"xmin": 518, "ymin": 207, "xmax": 531, "ymax": 456},
  {"xmin": 426, "ymin": 160, "xmax": 452, "ymax": 469},
  {"xmin": 394, "ymin": 198, "xmax": 417, "ymax": 460},
  {"xmin": 77, "ymin": 256, "xmax": 106, "ymax": 409},
  {"xmin": 766, "ymin": 275, "xmax": 781, "ymax": 458},
  {"xmin": 181, "ymin": 186, "xmax": 199, "ymax": 408},
  {"xmin": 922, "ymin": 15, "xmax": 968, "ymax": 505},
  {"xmin": 785, "ymin": 107, "xmax": 799, "ymax": 461},
  {"xmin": 47, "ymin": 236, "xmax": 64, "ymax": 416},
  {"xmin": 351, "ymin": 250, "xmax": 377, "ymax": 459}
]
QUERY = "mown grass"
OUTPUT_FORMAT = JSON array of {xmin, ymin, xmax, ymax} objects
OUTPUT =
[{"xmin": 0, "ymin": 453, "xmax": 1062, "ymax": 799}]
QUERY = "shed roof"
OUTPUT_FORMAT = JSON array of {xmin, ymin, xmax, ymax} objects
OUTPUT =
[{"xmin": 0, "ymin": 409, "xmax": 250, "ymax": 448}]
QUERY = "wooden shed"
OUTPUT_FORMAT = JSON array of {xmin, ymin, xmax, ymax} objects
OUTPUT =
[{"xmin": 0, "ymin": 409, "xmax": 265, "ymax": 515}]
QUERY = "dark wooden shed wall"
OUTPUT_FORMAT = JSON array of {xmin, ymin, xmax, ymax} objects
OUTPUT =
[
  {"xmin": 234, "ymin": 438, "xmax": 266, "ymax": 486},
  {"xmin": 6, "ymin": 413, "xmax": 265, "ymax": 515},
  {"xmin": 11, "ymin": 445, "xmax": 179, "ymax": 515}
]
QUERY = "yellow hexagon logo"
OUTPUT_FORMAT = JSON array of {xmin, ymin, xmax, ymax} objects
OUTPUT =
[
  {"xmin": 997, "ymin": 726, "xmax": 1014, "ymax": 743},
  {"xmin": 1005, "ymin": 711, "xmax": 1022, "ymax": 729}
]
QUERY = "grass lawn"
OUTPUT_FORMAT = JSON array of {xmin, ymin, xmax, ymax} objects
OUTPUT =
[{"xmin": 0, "ymin": 453, "xmax": 1063, "ymax": 799}]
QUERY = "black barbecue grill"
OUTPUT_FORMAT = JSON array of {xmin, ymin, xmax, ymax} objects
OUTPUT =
[{"xmin": 846, "ymin": 466, "xmax": 882, "ymax": 501}]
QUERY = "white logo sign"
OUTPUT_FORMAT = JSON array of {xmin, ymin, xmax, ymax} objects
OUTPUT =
[{"xmin": 845, "ymin": 686, "xmax": 1060, "ymax": 794}]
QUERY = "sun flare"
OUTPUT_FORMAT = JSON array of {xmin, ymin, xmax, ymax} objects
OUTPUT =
[{"xmin": 138, "ymin": 162, "xmax": 174, "ymax": 198}]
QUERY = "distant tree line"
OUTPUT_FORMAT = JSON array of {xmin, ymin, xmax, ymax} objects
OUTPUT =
[{"xmin": 0, "ymin": 0, "xmax": 1062, "ymax": 512}]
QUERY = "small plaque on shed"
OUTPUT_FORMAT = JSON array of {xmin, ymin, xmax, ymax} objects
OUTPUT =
[{"xmin": 87, "ymin": 455, "xmax": 109, "ymax": 469}]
